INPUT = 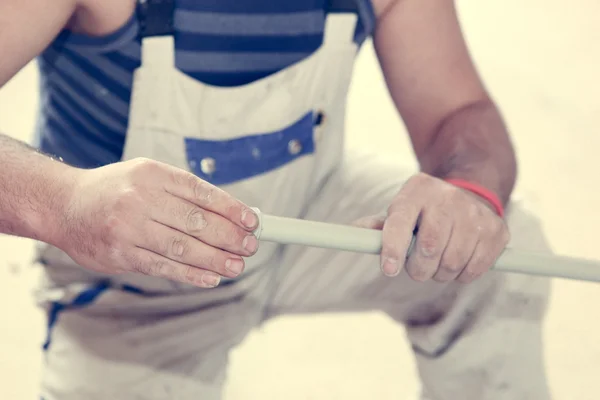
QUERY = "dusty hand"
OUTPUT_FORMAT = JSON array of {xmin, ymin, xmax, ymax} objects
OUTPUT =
[
  {"xmin": 56, "ymin": 158, "xmax": 259, "ymax": 288},
  {"xmin": 355, "ymin": 173, "xmax": 509, "ymax": 283}
]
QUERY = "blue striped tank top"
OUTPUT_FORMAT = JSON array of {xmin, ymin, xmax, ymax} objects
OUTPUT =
[{"xmin": 34, "ymin": 0, "xmax": 376, "ymax": 169}]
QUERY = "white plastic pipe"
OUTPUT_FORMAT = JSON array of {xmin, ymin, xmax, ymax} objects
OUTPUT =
[{"xmin": 251, "ymin": 209, "xmax": 600, "ymax": 283}]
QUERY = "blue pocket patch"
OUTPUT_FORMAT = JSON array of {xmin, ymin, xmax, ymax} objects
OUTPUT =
[{"xmin": 184, "ymin": 112, "xmax": 316, "ymax": 185}]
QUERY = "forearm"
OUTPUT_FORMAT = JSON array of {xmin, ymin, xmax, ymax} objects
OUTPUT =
[
  {"xmin": 0, "ymin": 133, "xmax": 77, "ymax": 244},
  {"xmin": 416, "ymin": 100, "xmax": 517, "ymax": 205}
]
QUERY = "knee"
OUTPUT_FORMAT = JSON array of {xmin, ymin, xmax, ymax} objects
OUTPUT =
[
  {"xmin": 498, "ymin": 199, "xmax": 554, "ymax": 315},
  {"xmin": 505, "ymin": 199, "xmax": 554, "ymax": 254}
]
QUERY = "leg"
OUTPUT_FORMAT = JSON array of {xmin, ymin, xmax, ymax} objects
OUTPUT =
[
  {"xmin": 266, "ymin": 151, "xmax": 552, "ymax": 400},
  {"xmin": 38, "ymin": 268, "xmax": 271, "ymax": 400}
]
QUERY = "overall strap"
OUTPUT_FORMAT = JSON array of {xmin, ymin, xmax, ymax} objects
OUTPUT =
[
  {"xmin": 327, "ymin": 0, "xmax": 375, "ymax": 39},
  {"xmin": 135, "ymin": 0, "xmax": 372, "ymax": 38},
  {"xmin": 137, "ymin": 0, "xmax": 175, "ymax": 38},
  {"xmin": 324, "ymin": 0, "xmax": 363, "ymax": 45},
  {"xmin": 137, "ymin": 0, "xmax": 175, "ymax": 66},
  {"xmin": 327, "ymin": 0, "xmax": 360, "ymax": 13}
]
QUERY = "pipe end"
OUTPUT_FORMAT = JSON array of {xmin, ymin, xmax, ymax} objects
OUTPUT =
[{"xmin": 250, "ymin": 207, "xmax": 263, "ymax": 240}]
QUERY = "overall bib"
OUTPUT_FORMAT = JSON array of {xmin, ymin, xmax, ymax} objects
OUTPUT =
[{"xmin": 38, "ymin": 1, "xmax": 553, "ymax": 399}]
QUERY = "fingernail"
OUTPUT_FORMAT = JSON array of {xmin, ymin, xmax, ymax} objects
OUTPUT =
[
  {"xmin": 381, "ymin": 257, "xmax": 400, "ymax": 277},
  {"xmin": 201, "ymin": 273, "xmax": 221, "ymax": 288},
  {"xmin": 241, "ymin": 209, "xmax": 258, "ymax": 229},
  {"xmin": 225, "ymin": 258, "xmax": 244, "ymax": 275},
  {"xmin": 242, "ymin": 234, "xmax": 258, "ymax": 253}
]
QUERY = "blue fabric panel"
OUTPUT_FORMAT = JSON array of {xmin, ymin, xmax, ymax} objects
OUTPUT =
[{"xmin": 185, "ymin": 112, "xmax": 316, "ymax": 185}]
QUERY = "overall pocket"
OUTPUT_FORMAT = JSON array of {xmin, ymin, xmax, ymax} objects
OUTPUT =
[{"xmin": 184, "ymin": 111, "xmax": 317, "ymax": 186}]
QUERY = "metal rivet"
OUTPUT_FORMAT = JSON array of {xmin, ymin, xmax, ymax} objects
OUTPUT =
[
  {"xmin": 288, "ymin": 139, "xmax": 302, "ymax": 155},
  {"xmin": 314, "ymin": 111, "xmax": 326, "ymax": 126},
  {"xmin": 251, "ymin": 147, "xmax": 261, "ymax": 159},
  {"xmin": 200, "ymin": 157, "xmax": 216, "ymax": 174}
]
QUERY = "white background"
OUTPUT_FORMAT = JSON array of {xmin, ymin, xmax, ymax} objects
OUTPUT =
[{"xmin": 1, "ymin": 1, "xmax": 599, "ymax": 398}]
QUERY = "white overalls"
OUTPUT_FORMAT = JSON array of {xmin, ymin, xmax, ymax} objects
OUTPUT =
[{"xmin": 36, "ymin": 2, "xmax": 553, "ymax": 399}]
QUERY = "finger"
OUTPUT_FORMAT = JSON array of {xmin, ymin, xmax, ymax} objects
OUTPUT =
[
  {"xmin": 432, "ymin": 224, "xmax": 479, "ymax": 282},
  {"xmin": 405, "ymin": 208, "xmax": 453, "ymax": 282},
  {"xmin": 380, "ymin": 203, "xmax": 420, "ymax": 277},
  {"xmin": 351, "ymin": 213, "xmax": 386, "ymax": 230},
  {"xmin": 163, "ymin": 165, "xmax": 258, "ymax": 231},
  {"xmin": 137, "ymin": 220, "xmax": 245, "ymax": 279},
  {"xmin": 149, "ymin": 195, "xmax": 258, "ymax": 257},
  {"xmin": 457, "ymin": 224, "xmax": 510, "ymax": 283},
  {"xmin": 125, "ymin": 247, "xmax": 223, "ymax": 288}
]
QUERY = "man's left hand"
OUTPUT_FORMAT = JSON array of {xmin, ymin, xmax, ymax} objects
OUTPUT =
[{"xmin": 355, "ymin": 173, "xmax": 510, "ymax": 283}]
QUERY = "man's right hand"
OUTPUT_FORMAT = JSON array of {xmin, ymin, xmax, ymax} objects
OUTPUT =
[{"xmin": 55, "ymin": 158, "xmax": 260, "ymax": 288}]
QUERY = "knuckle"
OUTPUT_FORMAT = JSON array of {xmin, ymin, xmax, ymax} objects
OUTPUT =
[
  {"xmin": 408, "ymin": 265, "xmax": 432, "ymax": 282},
  {"xmin": 229, "ymin": 225, "xmax": 247, "ymax": 247},
  {"xmin": 151, "ymin": 260, "xmax": 169, "ymax": 277},
  {"xmin": 441, "ymin": 257, "xmax": 466, "ymax": 273},
  {"xmin": 190, "ymin": 177, "xmax": 214, "ymax": 204},
  {"xmin": 385, "ymin": 203, "xmax": 413, "ymax": 226},
  {"xmin": 418, "ymin": 231, "xmax": 442, "ymax": 258},
  {"xmin": 128, "ymin": 257, "xmax": 142, "ymax": 273},
  {"xmin": 182, "ymin": 265, "xmax": 196, "ymax": 282},
  {"xmin": 131, "ymin": 256, "xmax": 168, "ymax": 277},
  {"xmin": 129, "ymin": 157, "xmax": 159, "ymax": 176},
  {"xmin": 223, "ymin": 201, "xmax": 242, "ymax": 220},
  {"xmin": 169, "ymin": 168, "xmax": 187, "ymax": 186},
  {"xmin": 198, "ymin": 250, "xmax": 218, "ymax": 271},
  {"xmin": 145, "ymin": 188, "xmax": 166, "ymax": 209},
  {"xmin": 406, "ymin": 257, "xmax": 433, "ymax": 281},
  {"xmin": 138, "ymin": 157, "xmax": 159, "ymax": 169},
  {"xmin": 169, "ymin": 236, "xmax": 189, "ymax": 258},
  {"xmin": 170, "ymin": 200, "xmax": 189, "ymax": 219},
  {"xmin": 113, "ymin": 187, "xmax": 141, "ymax": 213},
  {"xmin": 185, "ymin": 208, "xmax": 208, "ymax": 234},
  {"xmin": 468, "ymin": 256, "xmax": 492, "ymax": 274},
  {"xmin": 468, "ymin": 254, "xmax": 484, "ymax": 268},
  {"xmin": 433, "ymin": 275, "xmax": 449, "ymax": 283},
  {"xmin": 481, "ymin": 218, "xmax": 504, "ymax": 239},
  {"xmin": 459, "ymin": 269, "xmax": 482, "ymax": 283},
  {"xmin": 131, "ymin": 257, "xmax": 151, "ymax": 275},
  {"xmin": 131, "ymin": 157, "xmax": 153, "ymax": 166}
]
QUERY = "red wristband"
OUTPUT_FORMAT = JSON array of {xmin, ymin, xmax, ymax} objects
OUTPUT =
[{"xmin": 444, "ymin": 178, "xmax": 505, "ymax": 217}]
